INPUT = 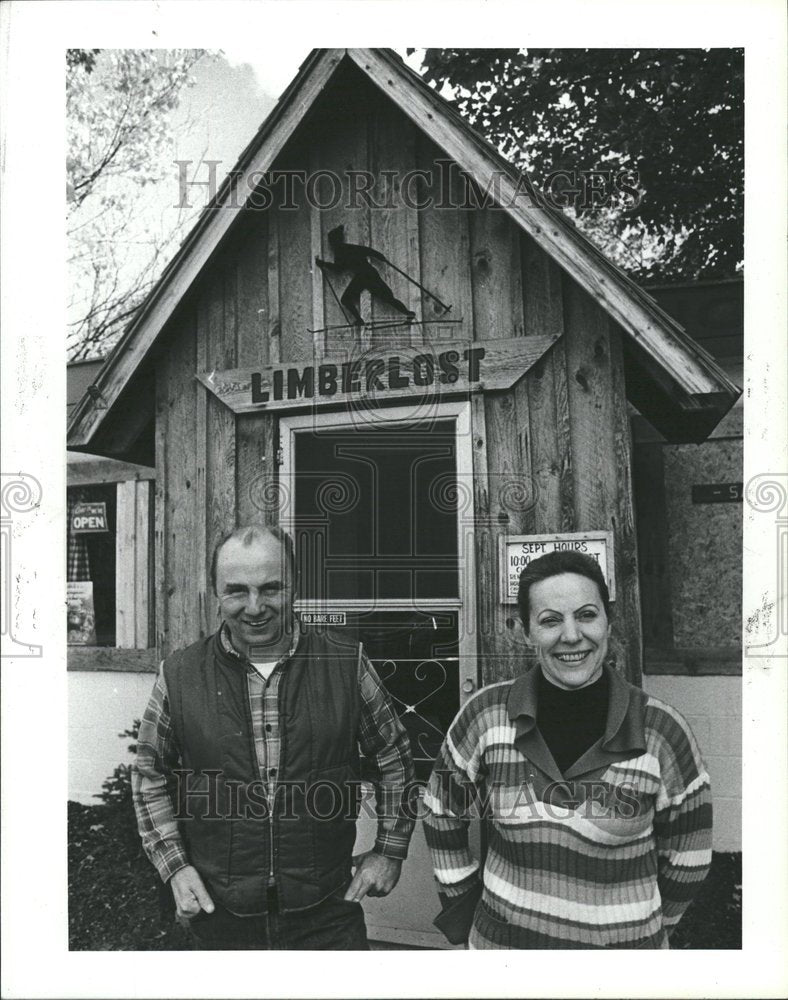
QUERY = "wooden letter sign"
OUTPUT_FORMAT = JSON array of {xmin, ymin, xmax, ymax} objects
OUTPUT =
[
  {"xmin": 196, "ymin": 335, "xmax": 559, "ymax": 415},
  {"xmin": 500, "ymin": 531, "xmax": 616, "ymax": 603}
]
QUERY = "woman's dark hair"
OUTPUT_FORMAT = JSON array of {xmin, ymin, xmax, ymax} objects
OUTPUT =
[{"xmin": 517, "ymin": 550, "xmax": 611, "ymax": 634}]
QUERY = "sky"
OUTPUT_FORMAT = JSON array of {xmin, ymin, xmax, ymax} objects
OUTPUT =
[
  {"xmin": 219, "ymin": 43, "xmax": 425, "ymax": 100},
  {"xmin": 219, "ymin": 42, "xmax": 311, "ymax": 97},
  {"xmin": 67, "ymin": 47, "xmax": 430, "ymax": 354},
  {"xmin": 176, "ymin": 46, "xmax": 426, "ymax": 182}
]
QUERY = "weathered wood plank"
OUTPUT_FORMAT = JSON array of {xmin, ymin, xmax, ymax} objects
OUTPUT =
[
  {"xmin": 311, "ymin": 104, "xmax": 370, "ymax": 356},
  {"xmin": 205, "ymin": 267, "xmax": 237, "ymax": 634},
  {"xmin": 307, "ymin": 146, "xmax": 325, "ymax": 355},
  {"xmin": 562, "ymin": 276, "xmax": 642, "ymax": 681},
  {"xmin": 368, "ymin": 99, "xmax": 421, "ymax": 348},
  {"xmin": 474, "ymin": 209, "xmax": 529, "ymax": 677},
  {"xmin": 563, "ymin": 278, "xmax": 617, "ymax": 528},
  {"xmin": 482, "ymin": 387, "xmax": 534, "ymax": 676},
  {"xmin": 469, "ymin": 206, "xmax": 524, "ymax": 341},
  {"xmin": 277, "ymin": 146, "xmax": 314, "ymax": 365},
  {"xmin": 115, "ymin": 479, "xmax": 137, "ymax": 648},
  {"xmin": 521, "ymin": 234, "xmax": 573, "ymax": 532},
  {"xmin": 609, "ymin": 323, "xmax": 643, "ymax": 685},
  {"xmin": 267, "ymin": 210, "xmax": 281, "ymax": 364},
  {"xmin": 166, "ymin": 311, "xmax": 200, "ymax": 656},
  {"xmin": 223, "ymin": 251, "xmax": 238, "ymax": 368},
  {"xmin": 134, "ymin": 479, "xmax": 152, "ymax": 649},
  {"xmin": 484, "ymin": 389, "xmax": 531, "ymax": 531},
  {"xmin": 154, "ymin": 352, "xmax": 169, "ymax": 659},
  {"xmin": 235, "ymin": 212, "xmax": 270, "ymax": 368},
  {"xmin": 196, "ymin": 334, "xmax": 557, "ymax": 414},
  {"xmin": 417, "ymin": 136, "xmax": 474, "ymax": 354},
  {"xmin": 67, "ymin": 457, "xmax": 155, "ymax": 487},
  {"xmin": 195, "ymin": 289, "xmax": 209, "ymax": 638},
  {"xmin": 553, "ymin": 339, "xmax": 575, "ymax": 532},
  {"xmin": 67, "ymin": 646, "xmax": 159, "ymax": 672},
  {"xmin": 236, "ymin": 412, "xmax": 278, "ymax": 527},
  {"xmin": 472, "ymin": 389, "xmax": 526, "ymax": 684},
  {"xmin": 206, "ymin": 395, "xmax": 236, "ymax": 632},
  {"xmin": 469, "ymin": 392, "xmax": 496, "ymax": 684}
]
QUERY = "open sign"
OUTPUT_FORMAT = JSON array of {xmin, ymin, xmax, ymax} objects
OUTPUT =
[{"xmin": 71, "ymin": 501, "xmax": 108, "ymax": 534}]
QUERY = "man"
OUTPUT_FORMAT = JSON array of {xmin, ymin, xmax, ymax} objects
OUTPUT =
[{"xmin": 133, "ymin": 524, "xmax": 415, "ymax": 950}]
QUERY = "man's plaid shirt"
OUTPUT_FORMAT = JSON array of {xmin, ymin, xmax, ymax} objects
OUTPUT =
[{"xmin": 132, "ymin": 625, "xmax": 416, "ymax": 883}]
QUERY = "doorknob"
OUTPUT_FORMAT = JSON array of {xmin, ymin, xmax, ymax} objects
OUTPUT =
[{"xmin": 462, "ymin": 678, "xmax": 476, "ymax": 695}]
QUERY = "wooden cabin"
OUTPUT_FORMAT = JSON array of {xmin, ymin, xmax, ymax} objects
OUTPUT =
[{"xmin": 67, "ymin": 49, "xmax": 741, "ymax": 945}]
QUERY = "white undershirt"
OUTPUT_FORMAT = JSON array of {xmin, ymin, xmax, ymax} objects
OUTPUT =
[{"xmin": 249, "ymin": 660, "xmax": 279, "ymax": 681}]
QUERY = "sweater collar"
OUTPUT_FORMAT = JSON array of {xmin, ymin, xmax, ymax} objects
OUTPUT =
[{"xmin": 507, "ymin": 662, "xmax": 647, "ymax": 781}]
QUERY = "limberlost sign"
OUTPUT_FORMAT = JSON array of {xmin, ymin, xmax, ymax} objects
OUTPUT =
[
  {"xmin": 196, "ymin": 335, "xmax": 559, "ymax": 414},
  {"xmin": 500, "ymin": 531, "xmax": 616, "ymax": 603}
]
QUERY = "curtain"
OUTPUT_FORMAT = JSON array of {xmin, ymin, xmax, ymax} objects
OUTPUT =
[{"xmin": 67, "ymin": 489, "xmax": 91, "ymax": 581}]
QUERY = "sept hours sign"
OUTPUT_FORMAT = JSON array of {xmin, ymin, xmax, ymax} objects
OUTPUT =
[{"xmin": 500, "ymin": 531, "xmax": 615, "ymax": 603}]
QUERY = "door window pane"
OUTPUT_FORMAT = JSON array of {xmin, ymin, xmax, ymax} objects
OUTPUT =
[{"xmin": 294, "ymin": 421, "xmax": 458, "ymax": 600}]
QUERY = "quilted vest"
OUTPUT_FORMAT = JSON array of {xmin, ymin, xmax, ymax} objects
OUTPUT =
[{"xmin": 164, "ymin": 628, "xmax": 361, "ymax": 915}]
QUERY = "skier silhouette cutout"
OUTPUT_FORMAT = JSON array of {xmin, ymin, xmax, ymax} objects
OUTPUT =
[{"xmin": 315, "ymin": 224, "xmax": 416, "ymax": 327}]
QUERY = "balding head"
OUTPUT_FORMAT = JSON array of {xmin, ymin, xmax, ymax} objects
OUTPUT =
[{"xmin": 210, "ymin": 524, "xmax": 295, "ymax": 594}]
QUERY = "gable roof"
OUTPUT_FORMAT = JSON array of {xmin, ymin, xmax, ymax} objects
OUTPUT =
[{"xmin": 68, "ymin": 48, "xmax": 741, "ymax": 451}]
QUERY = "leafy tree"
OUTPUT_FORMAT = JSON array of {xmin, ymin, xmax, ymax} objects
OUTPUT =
[
  {"xmin": 413, "ymin": 49, "xmax": 743, "ymax": 281},
  {"xmin": 67, "ymin": 49, "xmax": 209, "ymax": 359}
]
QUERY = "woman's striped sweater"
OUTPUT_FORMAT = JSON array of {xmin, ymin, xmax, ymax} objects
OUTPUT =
[{"xmin": 423, "ymin": 665, "xmax": 712, "ymax": 949}]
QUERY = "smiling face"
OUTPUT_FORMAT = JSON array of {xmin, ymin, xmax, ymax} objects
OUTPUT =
[
  {"xmin": 527, "ymin": 573, "xmax": 610, "ymax": 690},
  {"xmin": 215, "ymin": 532, "xmax": 295, "ymax": 659}
]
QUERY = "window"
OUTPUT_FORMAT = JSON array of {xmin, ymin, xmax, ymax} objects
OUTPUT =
[{"xmin": 67, "ymin": 478, "xmax": 154, "ymax": 652}]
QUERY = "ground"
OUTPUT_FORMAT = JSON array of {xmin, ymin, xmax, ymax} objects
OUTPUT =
[{"xmin": 68, "ymin": 800, "xmax": 741, "ymax": 951}]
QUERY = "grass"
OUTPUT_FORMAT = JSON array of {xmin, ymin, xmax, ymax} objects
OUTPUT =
[{"xmin": 68, "ymin": 799, "xmax": 741, "ymax": 950}]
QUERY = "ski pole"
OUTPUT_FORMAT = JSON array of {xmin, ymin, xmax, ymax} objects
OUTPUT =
[{"xmin": 381, "ymin": 257, "xmax": 451, "ymax": 313}]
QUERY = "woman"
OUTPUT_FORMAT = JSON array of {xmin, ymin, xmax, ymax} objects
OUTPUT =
[{"xmin": 423, "ymin": 550, "xmax": 712, "ymax": 949}]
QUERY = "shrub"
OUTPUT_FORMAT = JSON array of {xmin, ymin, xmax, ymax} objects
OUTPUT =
[{"xmin": 96, "ymin": 720, "xmax": 139, "ymax": 807}]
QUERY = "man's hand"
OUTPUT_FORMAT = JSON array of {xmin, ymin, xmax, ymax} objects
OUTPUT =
[
  {"xmin": 170, "ymin": 865, "xmax": 215, "ymax": 920},
  {"xmin": 344, "ymin": 852, "xmax": 402, "ymax": 902}
]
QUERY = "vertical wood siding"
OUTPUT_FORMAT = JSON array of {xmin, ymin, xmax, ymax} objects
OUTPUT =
[
  {"xmin": 561, "ymin": 277, "xmax": 642, "ymax": 683},
  {"xmin": 115, "ymin": 479, "xmax": 152, "ymax": 649},
  {"xmin": 154, "ymin": 72, "xmax": 642, "ymax": 681}
]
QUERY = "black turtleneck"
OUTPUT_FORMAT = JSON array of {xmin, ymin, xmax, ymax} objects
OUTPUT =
[{"xmin": 536, "ymin": 668, "xmax": 610, "ymax": 775}]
